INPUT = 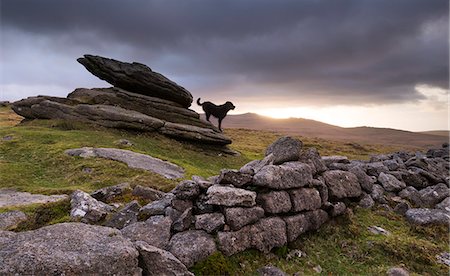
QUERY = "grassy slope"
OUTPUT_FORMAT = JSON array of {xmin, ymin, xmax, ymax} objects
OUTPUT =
[{"xmin": 1, "ymin": 106, "xmax": 448, "ymax": 275}]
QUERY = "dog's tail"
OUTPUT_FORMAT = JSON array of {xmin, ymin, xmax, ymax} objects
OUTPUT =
[{"xmin": 197, "ymin": 98, "xmax": 203, "ymax": 106}]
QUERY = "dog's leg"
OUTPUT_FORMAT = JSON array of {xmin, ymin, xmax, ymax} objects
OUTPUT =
[
  {"xmin": 218, "ymin": 118, "xmax": 223, "ymax": 132},
  {"xmin": 206, "ymin": 112, "xmax": 211, "ymax": 122}
]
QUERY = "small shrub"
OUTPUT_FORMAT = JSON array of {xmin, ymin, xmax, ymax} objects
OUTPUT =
[{"xmin": 190, "ymin": 252, "xmax": 235, "ymax": 276}]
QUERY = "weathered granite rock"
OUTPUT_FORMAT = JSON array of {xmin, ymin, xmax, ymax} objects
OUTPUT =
[
  {"xmin": 394, "ymin": 201, "xmax": 411, "ymax": 215},
  {"xmin": 405, "ymin": 208, "xmax": 450, "ymax": 226},
  {"xmin": 359, "ymin": 194, "xmax": 375, "ymax": 209},
  {"xmin": 0, "ymin": 189, "xmax": 68, "ymax": 208},
  {"xmin": 323, "ymin": 170, "xmax": 361, "ymax": 199},
  {"xmin": 368, "ymin": 226, "xmax": 391, "ymax": 236},
  {"xmin": 349, "ymin": 166, "xmax": 374, "ymax": 193},
  {"xmin": 250, "ymin": 217, "xmax": 287, "ymax": 253},
  {"xmin": 370, "ymin": 184, "xmax": 387, "ymax": 204},
  {"xmin": 217, "ymin": 225, "xmax": 252, "ymax": 256},
  {"xmin": 305, "ymin": 209, "xmax": 329, "ymax": 230},
  {"xmin": 104, "ymin": 200, "xmax": 141, "ymax": 229},
  {"xmin": 91, "ymin": 182, "xmax": 132, "ymax": 203},
  {"xmin": 378, "ymin": 172, "xmax": 406, "ymax": 192},
  {"xmin": 387, "ymin": 267, "xmax": 410, "ymax": 276},
  {"xmin": 436, "ymin": 197, "xmax": 450, "ymax": 212},
  {"xmin": 132, "ymin": 185, "xmax": 165, "ymax": 201},
  {"xmin": 70, "ymin": 190, "xmax": 114, "ymax": 224},
  {"xmin": 66, "ymin": 147, "xmax": 185, "ymax": 179},
  {"xmin": 322, "ymin": 156, "xmax": 349, "ymax": 166},
  {"xmin": 418, "ymin": 183, "xmax": 449, "ymax": 208},
  {"xmin": 218, "ymin": 169, "xmax": 253, "ymax": 188},
  {"xmin": 265, "ymin": 136, "xmax": 302, "ymax": 165},
  {"xmin": 78, "ymin": 54, "xmax": 193, "ymax": 107},
  {"xmin": 257, "ymin": 266, "xmax": 287, "ymax": 276},
  {"xmin": 365, "ymin": 162, "xmax": 389, "ymax": 177},
  {"xmin": 171, "ymin": 199, "xmax": 194, "ymax": 213},
  {"xmin": 206, "ymin": 185, "xmax": 256, "ymax": 207},
  {"xmin": 239, "ymin": 154, "xmax": 275, "ymax": 175},
  {"xmin": 121, "ymin": 215, "xmax": 172, "ymax": 249},
  {"xmin": 401, "ymin": 170, "xmax": 430, "ymax": 189},
  {"xmin": 135, "ymin": 241, "xmax": 193, "ymax": 276},
  {"xmin": 0, "ymin": 211, "xmax": 28, "ymax": 231},
  {"xmin": 167, "ymin": 230, "xmax": 217, "ymax": 268},
  {"xmin": 160, "ymin": 122, "xmax": 232, "ymax": 145},
  {"xmin": 299, "ymin": 148, "xmax": 327, "ymax": 175},
  {"xmin": 194, "ymin": 194, "xmax": 215, "ymax": 214},
  {"xmin": 329, "ymin": 202, "xmax": 346, "ymax": 217},
  {"xmin": 139, "ymin": 193, "xmax": 174, "ymax": 219},
  {"xmin": 253, "ymin": 162, "xmax": 313, "ymax": 189},
  {"xmin": 289, "ymin": 188, "xmax": 322, "ymax": 212},
  {"xmin": 284, "ymin": 213, "xmax": 309, "ymax": 242},
  {"xmin": 195, "ymin": 213, "xmax": 225, "ymax": 233},
  {"xmin": 171, "ymin": 180, "xmax": 200, "ymax": 200},
  {"xmin": 172, "ymin": 208, "xmax": 193, "ymax": 232},
  {"xmin": 257, "ymin": 190, "xmax": 292, "ymax": 214},
  {"xmin": 0, "ymin": 223, "xmax": 141, "ymax": 275},
  {"xmin": 224, "ymin": 206, "xmax": 265, "ymax": 230}
]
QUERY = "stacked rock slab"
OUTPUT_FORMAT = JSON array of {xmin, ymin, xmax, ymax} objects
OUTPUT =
[{"xmin": 11, "ymin": 55, "xmax": 231, "ymax": 146}]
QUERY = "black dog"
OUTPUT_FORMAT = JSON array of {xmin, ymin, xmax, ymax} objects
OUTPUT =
[{"xmin": 197, "ymin": 98, "xmax": 235, "ymax": 132}]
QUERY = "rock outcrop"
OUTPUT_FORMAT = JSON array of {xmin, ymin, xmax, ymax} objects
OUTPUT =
[{"xmin": 12, "ymin": 55, "xmax": 232, "ymax": 148}]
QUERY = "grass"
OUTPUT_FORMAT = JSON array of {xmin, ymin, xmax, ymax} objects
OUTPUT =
[{"xmin": 1, "ymin": 106, "xmax": 447, "ymax": 275}]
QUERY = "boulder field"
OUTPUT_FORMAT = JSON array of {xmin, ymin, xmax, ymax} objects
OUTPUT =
[
  {"xmin": 11, "ymin": 55, "xmax": 232, "ymax": 147},
  {"xmin": 1, "ymin": 137, "xmax": 449, "ymax": 274}
]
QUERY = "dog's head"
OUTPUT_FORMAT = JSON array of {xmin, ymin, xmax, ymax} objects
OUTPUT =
[{"xmin": 225, "ymin": 101, "xmax": 235, "ymax": 111}]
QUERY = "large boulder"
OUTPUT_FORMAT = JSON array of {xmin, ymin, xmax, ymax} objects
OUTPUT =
[
  {"xmin": 167, "ymin": 230, "xmax": 217, "ymax": 268},
  {"xmin": 121, "ymin": 215, "xmax": 172, "ymax": 249},
  {"xmin": 0, "ymin": 223, "xmax": 141, "ymax": 275},
  {"xmin": 253, "ymin": 162, "xmax": 313, "ymax": 189},
  {"xmin": 77, "ymin": 54, "xmax": 193, "ymax": 108},
  {"xmin": 265, "ymin": 136, "xmax": 303, "ymax": 165},
  {"xmin": 323, "ymin": 170, "xmax": 362, "ymax": 199}
]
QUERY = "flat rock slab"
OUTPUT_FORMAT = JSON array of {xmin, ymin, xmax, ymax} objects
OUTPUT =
[
  {"xmin": 65, "ymin": 147, "xmax": 184, "ymax": 179},
  {"xmin": 0, "ymin": 189, "xmax": 68, "ymax": 208}
]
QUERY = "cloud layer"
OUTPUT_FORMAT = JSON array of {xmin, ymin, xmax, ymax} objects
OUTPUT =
[{"xmin": 1, "ymin": 0, "xmax": 448, "ymax": 106}]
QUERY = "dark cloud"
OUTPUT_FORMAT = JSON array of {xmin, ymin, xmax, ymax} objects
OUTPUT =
[{"xmin": 1, "ymin": 0, "xmax": 448, "ymax": 105}]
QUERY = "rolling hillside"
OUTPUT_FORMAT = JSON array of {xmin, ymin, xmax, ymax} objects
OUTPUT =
[{"xmin": 214, "ymin": 113, "xmax": 448, "ymax": 148}]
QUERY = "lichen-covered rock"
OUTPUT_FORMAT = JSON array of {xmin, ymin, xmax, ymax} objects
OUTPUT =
[
  {"xmin": 135, "ymin": 241, "xmax": 193, "ymax": 276},
  {"xmin": 239, "ymin": 154, "xmax": 275, "ymax": 175},
  {"xmin": 312, "ymin": 178, "xmax": 329, "ymax": 205},
  {"xmin": 436, "ymin": 197, "xmax": 450, "ymax": 213},
  {"xmin": 206, "ymin": 185, "xmax": 256, "ymax": 207},
  {"xmin": 224, "ymin": 206, "xmax": 265, "ymax": 230},
  {"xmin": 132, "ymin": 185, "xmax": 165, "ymax": 201},
  {"xmin": 405, "ymin": 208, "xmax": 450, "ymax": 226},
  {"xmin": 195, "ymin": 213, "xmax": 225, "ymax": 233},
  {"xmin": 378, "ymin": 172, "xmax": 406, "ymax": 192},
  {"xmin": 218, "ymin": 169, "xmax": 253, "ymax": 188},
  {"xmin": 70, "ymin": 190, "xmax": 114, "ymax": 224},
  {"xmin": 0, "ymin": 223, "xmax": 141, "ymax": 275},
  {"xmin": 253, "ymin": 162, "xmax": 313, "ymax": 189},
  {"xmin": 104, "ymin": 200, "xmax": 140, "ymax": 229},
  {"xmin": 304, "ymin": 209, "xmax": 329, "ymax": 230},
  {"xmin": 250, "ymin": 217, "xmax": 287, "ymax": 253},
  {"xmin": 359, "ymin": 194, "xmax": 375, "ymax": 209},
  {"xmin": 283, "ymin": 213, "xmax": 310, "ymax": 242},
  {"xmin": 139, "ymin": 193, "xmax": 174, "ymax": 219},
  {"xmin": 121, "ymin": 215, "xmax": 172, "ymax": 249},
  {"xmin": 322, "ymin": 156, "xmax": 349, "ymax": 166},
  {"xmin": 172, "ymin": 208, "xmax": 193, "ymax": 232},
  {"xmin": 0, "ymin": 211, "xmax": 28, "ymax": 231},
  {"xmin": 265, "ymin": 136, "xmax": 302, "ymax": 165},
  {"xmin": 365, "ymin": 162, "xmax": 389, "ymax": 177},
  {"xmin": 217, "ymin": 226, "xmax": 252, "ymax": 256},
  {"xmin": 171, "ymin": 180, "xmax": 200, "ymax": 200},
  {"xmin": 257, "ymin": 190, "xmax": 292, "ymax": 214},
  {"xmin": 418, "ymin": 183, "xmax": 449, "ymax": 208},
  {"xmin": 329, "ymin": 202, "xmax": 346, "ymax": 217},
  {"xmin": 323, "ymin": 170, "xmax": 361, "ymax": 199},
  {"xmin": 91, "ymin": 182, "xmax": 132, "ymax": 203},
  {"xmin": 167, "ymin": 230, "xmax": 217, "ymax": 268},
  {"xmin": 299, "ymin": 148, "xmax": 327, "ymax": 175},
  {"xmin": 349, "ymin": 166, "xmax": 374, "ymax": 193},
  {"xmin": 289, "ymin": 188, "xmax": 322, "ymax": 212}
]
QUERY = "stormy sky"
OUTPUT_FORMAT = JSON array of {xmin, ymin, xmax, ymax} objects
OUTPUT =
[{"xmin": 1, "ymin": 0, "xmax": 448, "ymax": 131}]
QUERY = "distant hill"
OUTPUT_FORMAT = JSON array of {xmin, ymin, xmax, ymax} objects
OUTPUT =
[{"xmin": 204, "ymin": 113, "xmax": 448, "ymax": 148}]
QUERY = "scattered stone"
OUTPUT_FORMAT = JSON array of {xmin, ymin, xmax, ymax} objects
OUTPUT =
[
  {"xmin": 66, "ymin": 147, "xmax": 185, "ymax": 179},
  {"xmin": 418, "ymin": 183, "xmax": 449, "ymax": 208},
  {"xmin": 0, "ymin": 211, "xmax": 28, "ymax": 230},
  {"xmin": 289, "ymin": 188, "xmax": 322, "ymax": 212},
  {"xmin": 359, "ymin": 194, "xmax": 375, "ymax": 209},
  {"xmin": 167, "ymin": 230, "xmax": 217, "ymax": 268},
  {"xmin": 405, "ymin": 208, "xmax": 450, "ymax": 226},
  {"xmin": 114, "ymin": 139, "xmax": 133, "ymax": 147},
  {"xmin": 323, "ymin": 170, "xmax": 361, "ymax": 199},
  {"xmin": 0, "ymin": 223, "xmax": 140, "ymax": 275},
  {"xmin": 121, "ymin": 215, "xmax": 172, "ymax": 249},
  {"xmin": 0, "ymin": 189, "xmax": 68, "ymax": 208},
  {"xmin": 251, "ymin": 217, "xmax": 287, "ymax": 253},
  {"xmin": 313, "ymin": 265, "xmax": 323, "ymax": 273},
  {"xmin": 265, "ymin": 136, "xmax": 303, "ymax": 165},
  {"xmin": 253, "ymin": 162, "xmax": 313, "ymax": 189},
  {"xmin": 206, "ymin": 185, "xmax": 256, "ymax": 207},
  {"xmin": 218, "ymin": 169, "xmax": 253, "ymax": 188},
  {"xmin": 387, "ymin": 267, "xmax": 410, "ymax": 276},
  {"xmin": 139, "ymin": 193, "xmax": 174, "ymax": 219},
  {"xmin": 378, "ymin": 172, "xmax": 406, "ymax": 192},
  {"xmin": 171, "ymin": 180, "xmax": 200, "ymax": 200},
  {"xmin": 135, "ymin": 241, "xmax": 193, "ymax": 276},
  {"xmin": 224, "ymin": 206, "xmax": 265, "ymax": 230},
  {"xmin": 132, "ymin": 185, "xmax": 165, "ymax": 201},
  {"xmin": 70, "ymin": 190, "xmax": 114, "ymax": 224},
  {"xmin": 2, "ymin": 135, "xmax": 13, "ymax": 141},
  {"xmin": 104, "ymin": 200, "xmax": 140, "ymax": 229},
  {"xmin": 172, "ymin": 208, "xmax": 193, "ymax": 232},
  {"xmin": 257, "ymin": 265, "xmax": 287, "ymax": 276},
  {"xmin": 436, "ymin": 197, "xmax": 450, "ymax": 213},
  {"xmin": 82, "ymin": 167, "xmax": 93, "ymax": 174},
  {"xmin": 195, "ymin": 213, "xmax": 225, "ymax": 233},
  {"xmin": 286, "ymin": 249, "xmax": 306, "ymax": 260},
  {"xmin": 257, "ymin": 190, "xmax": 292, "ymax": 214},
  {"xmin": 90, "ymin": 182, "xmax": 132, "ymax": 203},
  {"xmin": 436, "ymin": 252, "xmax": 450, "ymax": 267},
  {"xmin": 368, "ymin": 226, "xmax": 391, "ymax": 236}
]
